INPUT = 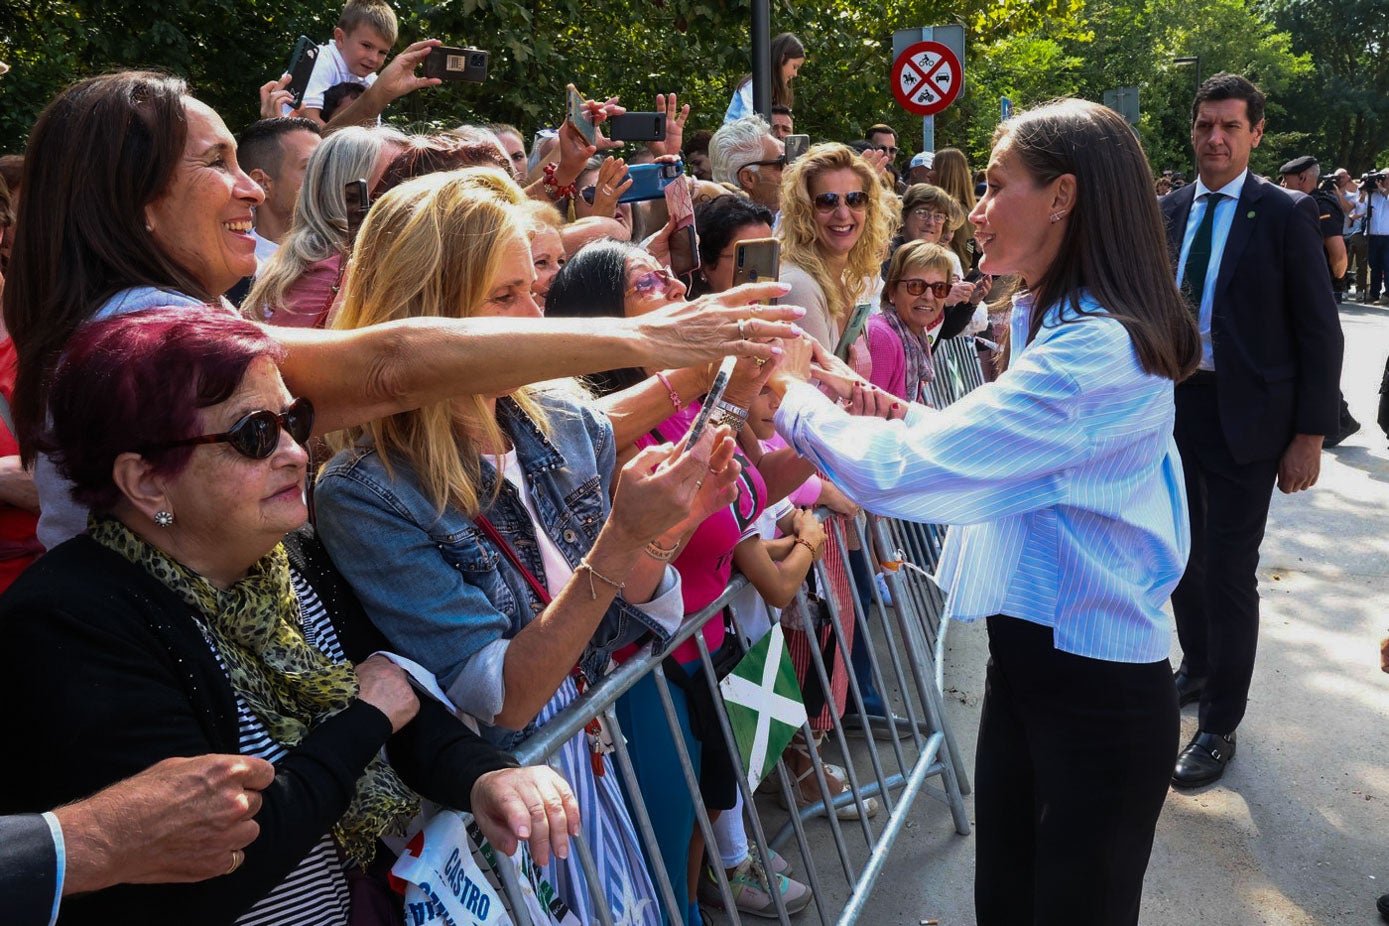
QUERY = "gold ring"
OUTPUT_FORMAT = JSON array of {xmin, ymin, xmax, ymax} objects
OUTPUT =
[
  {"xmin": 753, "ymin": 357, "xmax": 768, "ymax": 367},
  {"xmin": 226, "ymin": 849, "xmax": 244, "ymax": 875}
]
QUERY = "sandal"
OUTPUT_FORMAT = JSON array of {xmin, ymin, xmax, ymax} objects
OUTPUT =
[{"xmin": 777, "ymin": 733, "xmax": 879, "ymax": 820}]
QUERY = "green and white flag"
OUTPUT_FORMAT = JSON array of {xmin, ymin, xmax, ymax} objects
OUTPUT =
[{"xmin": 719, "ymin": 625, "xmax": 806, "ymax": 790}]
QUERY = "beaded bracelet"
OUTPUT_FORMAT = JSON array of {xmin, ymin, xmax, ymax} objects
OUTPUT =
[
  {"xmin": 794, "ymin": 537, "xmax": 821, "ymax": 557},
  {"xmin": 655, "ymin": 372, "xmax": 683, "ymax": 412},
  {"xmin": 542, "ymin": 162, "xmax": 578, "ymax": 202}
]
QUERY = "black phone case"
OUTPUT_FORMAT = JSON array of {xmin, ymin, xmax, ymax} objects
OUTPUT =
[
  {"xmin": 285, "ymin": 36, "xmax": 318, "ymax": 109},
  {"xmin": 607, "ymin": 112, "xmax": 667, "ymax": 142}
]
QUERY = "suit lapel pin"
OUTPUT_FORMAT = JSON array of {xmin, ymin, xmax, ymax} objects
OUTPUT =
[{"xmin": 1246, "ymin": 210, "xmax": 1256, "ymax": 219}]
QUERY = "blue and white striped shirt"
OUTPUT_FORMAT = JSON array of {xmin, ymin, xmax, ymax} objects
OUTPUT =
[{"xmin": 776, "ymin": 291, "xmax": 1189, "ymax": 663}]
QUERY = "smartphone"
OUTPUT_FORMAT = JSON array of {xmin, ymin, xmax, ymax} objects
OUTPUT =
[
  {"xmin": 784, "ymin": 134, "xmax": 810, "ymax": 164},
  {"xmin": 834, "ymin": 302, "xmax": 874, "ymax": 361},
  {"xmin": 422, "ymin": 45, "xmax": 489, "ymax": 82},
  {"xmin": 344, "ymin": 179, "xmax": 369, "ymax": 243},
  {"xmin": 284, "ymin": 36, "xmax": 319, "ymax": 110},
  {"xmin": 685, "ymin": 356, "xmax": 738, "ymax": 448},
  {"xmin": 732, "ymin": 237, "xmax": 780, "ymax": 289},
  {"xmin": 664, "ymin": 178, "xmax": 700, "ymax": 276},
  {"xmin": 607, "ymin": 112, "xmax": 667, "ymax": 142},
  {"xmin": 566, "ymin": 85, "xmax": 597, "ymax": 146},
  {"xmin": 618, "ymin": 161, "xmax": 684, "ymax": 204}
]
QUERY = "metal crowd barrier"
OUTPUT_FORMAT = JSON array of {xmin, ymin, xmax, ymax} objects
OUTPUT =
[
  {"xmin": 462, "ymin": 339, "xmax": 993, "ymax": 924},
  {"xmin": 463, "ymin": 508, "xmax": 968, "ymax": 925}
]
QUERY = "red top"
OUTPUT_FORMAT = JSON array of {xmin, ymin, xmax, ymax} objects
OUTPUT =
[{"xmin": 0, "ymin": 337, "xmax": 42, "ymax": 591}]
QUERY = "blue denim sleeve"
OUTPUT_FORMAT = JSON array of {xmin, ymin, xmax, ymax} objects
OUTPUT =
[{"xmin": 314, "ymin": 465, "xmax": 512, "ymax": 724}]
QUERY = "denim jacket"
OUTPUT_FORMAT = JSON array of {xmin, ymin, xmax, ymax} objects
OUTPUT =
[{"xmin": 314, "ymin": 392, "xmax": 683, "ymax": 748}]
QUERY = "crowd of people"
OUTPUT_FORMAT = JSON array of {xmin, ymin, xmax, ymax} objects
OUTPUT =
[{"xmin": 0, "ymin": 1, "xmax": 1359, "ymax": 924}]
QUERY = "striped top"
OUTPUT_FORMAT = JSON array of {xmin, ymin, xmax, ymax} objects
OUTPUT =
[
  {"xmin": 776, "ymin": 290, "xmax": 1189, "ymax": 663},
  {"xmin": 200, "ymin": 571, "xmax": 353, "ymax": 926}
]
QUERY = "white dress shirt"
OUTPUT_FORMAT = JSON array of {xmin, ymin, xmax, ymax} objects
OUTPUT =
[{"xmin": 1176, "ymin": 170, "xmax": 1247, "ymax": 371}]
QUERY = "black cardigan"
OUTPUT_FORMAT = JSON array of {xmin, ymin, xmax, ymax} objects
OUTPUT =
[{"xmin": 0, "ymin": 527, "xmax": 517, "ymax": 926}]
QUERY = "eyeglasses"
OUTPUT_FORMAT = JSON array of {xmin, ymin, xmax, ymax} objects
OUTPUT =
[
  {"xmin": 897, "ymin": 278, "xmax": 951, "ymax": 298},
  {"xmin": 140, "ymin": 398, "xmax": 315, "ymax": 460},
  {"xmin": 813, "ymin": 191, "xmax": 869, "ymax": 212},
  {"xmin": 909, "ymin": 208, "xmax": 949, "ymax": 225},
  {"xmin": 628, "ymin": 266, "xmax": 678, "ymax": 296},
  {"xmin": 873, "ymin": 144, "xmax": 899, "ymax": 156},
  {"xmin": 735, "ymin": 155, "xmax": 786, "ymax": 175}
]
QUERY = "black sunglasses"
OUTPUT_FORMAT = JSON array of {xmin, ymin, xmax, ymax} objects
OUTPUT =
[
  {"xmin": 141, "ymin": 397, "xmax": 315, "ymax": 460},
  {"xmin": 898, "ymin": 278, "xmax": 951, "ymax": 298},
  {"xmin": 813, "ymin": 191, "xmax": 869, "ymax": 212}
]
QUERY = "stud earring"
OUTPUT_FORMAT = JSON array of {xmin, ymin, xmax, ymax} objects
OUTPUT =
[
  {"xmin": 1050, "ymin": 210, "xmax": 1068, "ymax": 223},
  {"xmin": 154, "ymin": 510, "xmax": 174, "ymax": 528}
]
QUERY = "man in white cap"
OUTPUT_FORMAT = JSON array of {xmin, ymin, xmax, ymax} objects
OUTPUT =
[{"xmin": 908, "ymin": 150, "xmax": 934, "ymax": 185}]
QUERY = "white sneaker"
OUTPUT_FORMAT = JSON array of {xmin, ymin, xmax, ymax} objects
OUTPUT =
[{"xmin": 698, "ymin": 856, "xmax": 813, "ymax": 917}]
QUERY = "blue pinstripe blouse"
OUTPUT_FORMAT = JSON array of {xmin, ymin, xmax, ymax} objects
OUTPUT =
[{"xmin": 776, "ymin": 292, "xmax": 1189, "ymax": 663}]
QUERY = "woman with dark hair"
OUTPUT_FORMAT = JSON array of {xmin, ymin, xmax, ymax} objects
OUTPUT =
[
  {"xmin": 687, "ymin": 195, "xmax": 775, "ymax": 298},
  {"xmin": 0, "ymin": 307, "xmax": 578, "ymax": 926},
  {"xmin": 4, "ymin": 71, "xmax": 798, "ymax": 549},
  {"xmin": 767, "ymin": 98, "xmax": 1201, "ymax": 926},
  {"xmin": 723, "ymin": 33, "xmax": 806, "ymax": 124},
  {"xmin": 930, "ymin": 147, "xmax": 979, "ymax": 271}
]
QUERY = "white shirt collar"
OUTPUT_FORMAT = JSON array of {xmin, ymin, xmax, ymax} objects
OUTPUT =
[{"xmin": 1193, "ymin": 168, "xmax": 1247, "ymax": 204}]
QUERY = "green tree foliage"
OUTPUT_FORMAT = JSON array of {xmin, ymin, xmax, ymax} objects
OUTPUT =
[
  {"xmin": 0, "ymin": 0, "xmax": 1331, "ymax": 183},
  {"xmin": 1267, "ymin": 0, "xmax": 1389, "ymax": 171}
]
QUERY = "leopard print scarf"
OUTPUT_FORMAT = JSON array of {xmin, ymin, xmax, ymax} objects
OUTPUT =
[{"xmin": 90, "ymin": 516, "xmax": 419, "ymax": 867}]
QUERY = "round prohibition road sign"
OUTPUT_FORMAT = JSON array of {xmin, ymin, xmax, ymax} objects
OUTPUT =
[{"xmin": 891, "ymin": 40, "xmax": 962, "ymax": 117}]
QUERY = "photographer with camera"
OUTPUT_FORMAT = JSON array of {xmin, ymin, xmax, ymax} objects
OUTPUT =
[{"xmin": 1359, "ymin": 168, "xmax": 1389, "ymax": 304}]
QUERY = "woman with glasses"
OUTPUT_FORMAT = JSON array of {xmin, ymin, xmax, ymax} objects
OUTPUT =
[
  {"xmin": 767, "ymin": 99, "xmax": 1202, "ymax": 926},
  {"xmin": 867, "ymin": 240, "xmax": 956, "ymax": 403},
  {"xmin": 0, "ymin": 307, "xmax": 580, "ymax": 926},
  {"xmin": 777, "ymin": 143, "xmax": 896, "ymax": 352},
  {"xmin": 887, "ymin": 184, "xmax": 993, "ymax": 343}
]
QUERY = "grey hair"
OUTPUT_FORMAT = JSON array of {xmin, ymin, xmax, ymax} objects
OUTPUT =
[
  {"xmin": 244, "ymin": 125, "xmax": 408, "ymax": 319},
  {"xmin": 710, "ymin": 115, "xmax": 774, "ymax": 186}
]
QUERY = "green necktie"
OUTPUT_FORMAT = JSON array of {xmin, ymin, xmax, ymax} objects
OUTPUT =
[{"xmin": 1182, "ymin": 192, "xmax": 1226, "ymax": 314}]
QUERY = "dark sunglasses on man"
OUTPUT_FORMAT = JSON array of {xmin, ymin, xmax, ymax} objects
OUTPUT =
[
  {"xmin": 734, "ymin": 154, "xmax": 787, "ymax": 175},
  {"xmin": 139, "ymin": 398, "xmax": 315, "ymax": 460}
]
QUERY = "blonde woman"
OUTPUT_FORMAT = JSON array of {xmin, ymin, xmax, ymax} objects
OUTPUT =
[
  {"xmin": 313, "ymin": 168, "xmax": 740, "ymax": 925},
  {"xmin": 931, "ymin": 147, "xmax": 978, "ymax": 272},
  {"xmin": 777, "ymin": 143, "xmax": 896, "ymax": 350},
  {"xmin": 244, "ymin": 126, "xmax": 406, "ymax": 327}
]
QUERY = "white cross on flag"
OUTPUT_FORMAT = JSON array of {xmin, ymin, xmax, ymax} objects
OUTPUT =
[{"xmin": 718, "ymin": 625, "xmax": 807, "ymax": 790}]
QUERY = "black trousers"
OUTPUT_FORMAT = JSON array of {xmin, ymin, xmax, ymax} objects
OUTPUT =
[
  {"xmin": 1170, "ymin": 378, "xmax": 1279, "ymax": 734},
  {"xmin": 974, "ymin": 616, "xmax": 1178, "ymax": 926}
]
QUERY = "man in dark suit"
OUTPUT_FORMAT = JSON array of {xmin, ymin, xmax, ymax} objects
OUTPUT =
[
  {"xmin": 1161, "ymin": 73, "xmax": 1343, "ymax": 788},
  {"xmin": 1, "ymin": 755, "xmax": 270, "ymax": 925}
]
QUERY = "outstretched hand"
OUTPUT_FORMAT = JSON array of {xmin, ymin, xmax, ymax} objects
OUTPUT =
[{"xmin": 632, "ymin": 288, "xmax": 802, "ymax": 368}]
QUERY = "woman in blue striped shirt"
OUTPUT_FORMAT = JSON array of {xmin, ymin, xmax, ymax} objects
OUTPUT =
[{"xmin": 769, "ymin": 99, "xmax": 1202, "ymax": 926}]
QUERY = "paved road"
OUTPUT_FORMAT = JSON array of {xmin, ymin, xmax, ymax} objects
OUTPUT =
[{"xmin": 860, "ymin": 297, "xmax": 1389, "ymax": 925}]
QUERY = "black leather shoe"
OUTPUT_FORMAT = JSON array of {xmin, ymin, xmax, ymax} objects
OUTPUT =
[
  {"xmin": 1173, "ymin": 670, "xmax": 1205, "ymax": 707},
  {"xmin": 1172, "ymin": 731, "xmax": 1235, "ymax": 788}
]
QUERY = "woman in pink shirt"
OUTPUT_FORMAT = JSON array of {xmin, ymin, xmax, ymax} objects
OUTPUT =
[{"xmin": 866, "ymin": 240, "xmax": 955, "ymax": 404}]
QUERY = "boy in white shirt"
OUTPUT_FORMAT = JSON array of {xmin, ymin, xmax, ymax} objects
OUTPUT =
[{"xmin": 300, "ymin": 0, "xmax": 398, "ymax": 125}]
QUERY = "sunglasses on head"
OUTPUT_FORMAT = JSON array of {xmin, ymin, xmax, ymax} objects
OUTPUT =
[
  {"xmin": 813, "ymin": 191, "xmax": 869, "ymax": 212},
  {"xmin": 141, "ymin": 397, "xmax": 315, "ymax": 460},
  {"xmin": 897, "ymin": 278, "xmax": 951, "ymax": 298},
  {"xmin": 628, "ymin": 266, "xmax": 677, "ymax": 296}
]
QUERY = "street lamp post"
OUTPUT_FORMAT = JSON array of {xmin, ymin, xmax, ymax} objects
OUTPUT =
[{"xmin": 1174, "ymin": 55, "xmax": 1201, "ymax": 95}]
